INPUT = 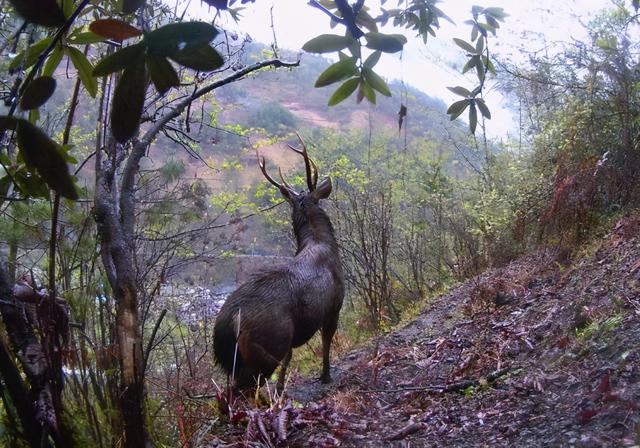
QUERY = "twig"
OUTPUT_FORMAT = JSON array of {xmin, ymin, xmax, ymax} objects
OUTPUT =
[
  {"xmin": 143, "ymin": 308, "xmax": 167, "ymax": 373},
  {"xmin": 356, "ymin": 366, "xmax": 517, "ymax": 394}
]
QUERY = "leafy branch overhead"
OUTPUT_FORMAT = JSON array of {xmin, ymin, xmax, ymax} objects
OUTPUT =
[
  {"xmin": 446, "ymin": 6, "xmax": 506, "ymax": 133},
  {"xmin": 302, "ymin": 1, "xmax": 505, "ymax": 134}
]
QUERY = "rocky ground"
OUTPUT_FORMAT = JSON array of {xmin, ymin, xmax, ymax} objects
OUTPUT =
[{"xmin": 208, "ymin": 214, "xmax": 640, "ymax": 447}]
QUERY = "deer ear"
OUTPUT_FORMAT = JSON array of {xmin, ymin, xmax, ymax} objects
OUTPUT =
[{"xmin": 311, "ymin": 177, "xmax": 332, "ymax": 200}]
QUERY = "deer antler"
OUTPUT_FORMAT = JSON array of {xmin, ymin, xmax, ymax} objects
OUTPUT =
[
  {"xmin": 287, "ymin": 132, "xmax": 318, "ymax": 191},
  {"xmin": 257, "ymin": 150, "xmax": 284, "ymax": 190}
]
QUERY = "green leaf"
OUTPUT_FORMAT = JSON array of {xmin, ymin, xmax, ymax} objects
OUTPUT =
[
  {"xmin": 66, "ymin": 46, "xmax": 98, "ymax": 98},
  {"xmin": 15, "ymin": 119, "xmax": 77, "ymax": 199},
  {"xmin": 146, "ymin": 55, "xmax": 179, "ymax": 94},
  {"xmin": 111, "ymin": 58, "xmax": 148, "ymax": 143},
  {"xmin": 476, "ymin": 98, "xmax": 491, "ymax": 119},
  {"xmin": 8, "ymin": 0, "xmax": 65, "ymax": 27},
  {"xmin": 484, "ymin": 56, "xmax": 496, "ymax": 75},
  {"xmin": 363, "ymin": 51, "xmax": 381, "ymax": 69},
  {"xmin": 453, "ymin": 38, "xmax": 477, "ymax": 54},
  {"xmin": 484, "ymin": 7, "xmax": 508, "ymax": 21},
  {"xmin": 469, "ymin": 101, "xmax": 478, "ymax": 133},
  {"xmin": 314, "ymin": 58, "xmax": 358, "ymax": 88},
  {"xmin": 93, "ymin": 44, "xmax": 145, "ymax": 76},
  {"xmin": 123, "ymin": 0, "xmax": 146, "ymax": 14},
  {"xmin": 145, "ymin": 22, "xmax": 218, "ymax": 56},
  {"xmin": 447, "ymin": 99, "xmax": 469, "ymax": 120},
  {"xmin": 462, "ymin": 56, "xmax": 479, "ymax": 74},
  {"xmin": 362, "ymin": 67, "xmax": 391, "ymax": 96},
  {"xmin": 168, "ymin": 43, "xmax": 224, "ymax": 71},
  {"xmin": 328, "ymin": 77, "xmax": 359, "ymax": 106},
  {"xmin": 475, "ymin": 36, "xmax": 484, "ymax": 54},
  {"xmin": 447, "ymin": 86, "xmax": 471, "ymax": 97},
  {"xmin": 42, "ymin": 46, "xmax": 63, "ymax": 77},
  {"xmin": 9, "ymin": 37, "xmax": 53, "ymax": 72},
  {"xmin": 364, "ymin": 32, "xmax": 407, "ymax": 53},
  {"xmin": 20, "ymin": 76, "xmax": 56, "ymax": 110},
  {"xmin": 358, "ymin": 79, "xmax": 376, "ymax": 104},
  {"xmin": 486, "ymin": 16, "xmax": 500, "ymax": 30},
  {"xmin": 302, "ymin": 34, "xmax": 353, "ymax": 53},
  {"xmin": 67, "ymin": 31, "xmax": 107, "ymax": 45}
]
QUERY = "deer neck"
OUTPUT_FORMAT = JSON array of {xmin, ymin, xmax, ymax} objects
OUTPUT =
[{"xmin": 292, "ymin": 207, "xmax": 338, "ymax": 256}]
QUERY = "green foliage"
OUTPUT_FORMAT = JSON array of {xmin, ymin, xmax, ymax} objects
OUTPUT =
[{"xmin": 247, "ymin": 101, "xmax": 297, "ymax": 135}]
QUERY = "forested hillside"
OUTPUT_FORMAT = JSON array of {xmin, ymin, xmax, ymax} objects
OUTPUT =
[{"xmin": 0, "ymin": 1, "xmax": 639, "ymax": 447}]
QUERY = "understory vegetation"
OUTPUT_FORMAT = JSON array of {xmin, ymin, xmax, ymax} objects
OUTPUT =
[{"xmin": 0, "ymin": 0, "xmax": 639, "ymax": 446}]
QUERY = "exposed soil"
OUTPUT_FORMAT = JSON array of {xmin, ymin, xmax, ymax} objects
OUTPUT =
[{"xmin": 209, "ymin": 214, "xmax": 640, "ymax": 447}]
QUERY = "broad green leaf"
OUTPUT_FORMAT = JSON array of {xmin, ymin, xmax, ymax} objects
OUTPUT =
[
  {"xmin": 356, "ymin": 9, "xmax": 378, "ymax": 32},
  {"xmin": 486, "ymin": 16, "xmax": 500, "ymax": 30},
  {"xmin": 123, "ymin": 0, "xmax": 146, "ymax": 14},
  {"xmin": 347, "ymin": 40, "xmax": 361, "ymax": 58},
  {"xmin": 447, "ymin": 86, "xmax": 471, "ymax": 97},
  {"xmin": 476, "ymin": 98, "xmax": 491, "ymax": 119},
  {"xmin": 469, "ymin": 101, "xmax": 478, "ymax": 133},
  {"xmin": 363, "ymin": 51, "xmax": 382, "ymax": 69},
  {"xmin": 453, "ymin": 38, "xmax": 476, "ymax": 54},
  {"xmin": 302, "ymin": 34, "xmax": 352, "ymax": 53},
  {"xmin": 462, "ymin": 55, "xmax": 479, "ymax": 74},
  {"xmin": 483, "ymin": 56, "xmax": 496, "ymax": 75},
  {"xmin": 358, "ymin": 79, "xmax": 376, "ymax": 104},
  {"xmin": 145, "ymin": 22, "xmax": 218, "ymax": 56},
  {"xmin": 111, "ymin": 58, "xmax": 147, "ymax": 143},
  {"xmin": 168, "ymin": 43, "xmax": 224, "ymax": 71},
  {"xmin": 471, "ymin": 25, "xmax": 479, "ymax": 42},
  {"xmin": 8, "ymin": 0, "xmax": 65, "ymax": 27},
  {"xmin": 20, "ymin": 76, "xmax": 56, "ymax": 110},
  {"xmin": 15, "ymin": 119, "xmax": 78, "ymax": 199},
  {"xmin": 474, "ymin": 56, "xmax": 485, "ymax": 82},
  {"xmin": 447, "ymin": 99, "xmax": 469, "ymax": 120},
  {"xmin": 475, "ymin": 36, "xmax": 484, "ymax": 54},
  {"xmin": 314, "ymin": 58, "xmax": 358, "ymax": 88},
  {"xmin": 364, "ymin": 32, "xmax": 407, "ymax": 53},
  {"xmin": 328, "ymin": 77, "xmax": 359, "ymax": 106},
  {"xmin": 477, "ymin": 22, "xmax": 496, "ymax": 36},
  {"xmin": 42, "ymin": 46, "xmax": 63, "ymax": 77},
  {"xmin": 484, "ymin": 7, "xmax": 508, "ymax": 21},
  {"xmin": 147, "ymin": 55, "xmax": 179, "ymax": 94},
  {"xmin": 90, "ymin": 19, "xmax": 142, "ymax": 41},
  {"xmin": 9, "ymin": 37, "xmax": 53, "ymax": 72},
  {"xmin": 28, "ymin": 108, "xmax": 39, "ymax": 124},
  {"xmin": 362, "ymin": 67, "xmax": 391, "ymax": 96},
  {"xmin": 67, "ymin": 31, "xmax": 107, "ymax": 45},
  {"xmin": 66, "ymin": 46, "xmax": 98, "ymax": 98},
  {"xmin": 93, "ymin": 44, "xmax": 145, "ymax": 76}
]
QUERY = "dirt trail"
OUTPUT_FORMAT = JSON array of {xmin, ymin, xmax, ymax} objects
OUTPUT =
[{"xmin": 211, "ymin": 214, "xmax": 640, "ymax": 447}]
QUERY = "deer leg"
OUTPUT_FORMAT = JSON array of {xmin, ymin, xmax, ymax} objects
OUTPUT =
[
  {"xmin": 320, "ymin": 320, "xmax": 338, "ymax": 384},
  {"xmin": 276, "ymin": 348, "xmax": 292, "ymax": 392}
]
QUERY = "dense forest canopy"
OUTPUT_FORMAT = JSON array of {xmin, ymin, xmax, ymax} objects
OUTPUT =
[{"xmin": 0, "ymin": 0, "xmax": 639, "ymax": 446}]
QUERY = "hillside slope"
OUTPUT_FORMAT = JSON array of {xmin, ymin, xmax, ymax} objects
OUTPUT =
[{"xmin": 211, "ymin": 213, "xmax": 640, "ymax": 447}]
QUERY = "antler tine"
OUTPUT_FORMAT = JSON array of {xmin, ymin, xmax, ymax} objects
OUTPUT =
[
  {"xmin": 286, "ymin": 131, "xmax": 316, "ymax": 191},
  {"xmin": 278, "ymin": 167, "xmax": 295, "ymax": 191},
  {"xmin": 256, "ymin": 151, "xmax": 283, "ymax": 189},
  {"xmin": 309, "ymin": 158, "xmax": 319, "ymax": 189}
]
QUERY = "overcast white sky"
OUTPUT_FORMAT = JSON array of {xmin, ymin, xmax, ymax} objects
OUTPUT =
[{"xmin": 188, "ymin": 0, "xmax": 615, "ymax": 137}]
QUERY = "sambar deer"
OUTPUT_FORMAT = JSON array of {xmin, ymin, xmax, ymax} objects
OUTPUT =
[{"xmin": 213, "ymin": 135, "xmax": 344, "ymax": 390}]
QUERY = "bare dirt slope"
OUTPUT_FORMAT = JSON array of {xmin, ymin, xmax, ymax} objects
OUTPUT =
[{"xmin": 212, "ymin": 214, "xmax": 640, "ymax": 447}]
